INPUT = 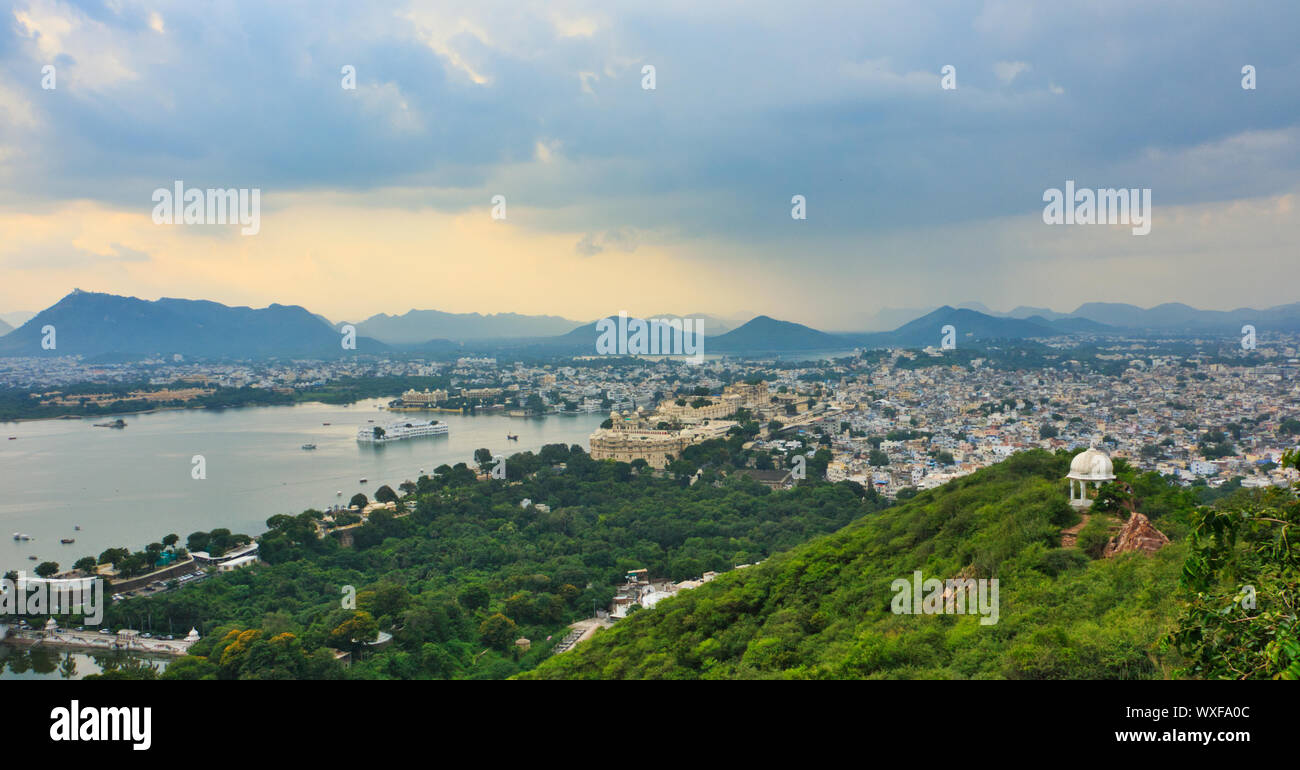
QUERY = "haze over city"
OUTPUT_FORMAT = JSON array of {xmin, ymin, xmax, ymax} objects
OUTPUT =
[{"xmin": 2, "ymin": 0, "xmax": 1299, "ymax": 328}]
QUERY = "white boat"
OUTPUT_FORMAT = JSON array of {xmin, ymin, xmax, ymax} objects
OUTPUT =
[{"xmin": 357, "ymin": 420, "xmax": 449, "ymax": 444}]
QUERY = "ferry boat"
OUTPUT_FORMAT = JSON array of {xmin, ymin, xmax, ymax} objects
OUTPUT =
[
  {"xmin": 356, "ymin": 420, "xmax": 449, "ymax": 444},
  {"xmin": 301, "ymin": 443, "xmax": 317, "ymax": 450}
]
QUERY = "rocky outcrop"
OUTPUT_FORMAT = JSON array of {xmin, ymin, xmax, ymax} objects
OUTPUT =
[{"xmin": 1103, "ymin": 512, "xmax": 1169, "ymax": 557}]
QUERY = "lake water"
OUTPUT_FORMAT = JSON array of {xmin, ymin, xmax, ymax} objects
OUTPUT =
[
  {"xmin": 0, "ymin": 400, "xmax": 606, "ymax": 574},
  {"xmin": 0, "ymin": 644, "xmax": 171, "ymax": 680}
]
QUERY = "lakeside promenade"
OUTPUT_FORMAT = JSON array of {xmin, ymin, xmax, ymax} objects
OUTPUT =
[{"xmin": 2, "ymin": 624, "xmax": 197, "ymax": 657}]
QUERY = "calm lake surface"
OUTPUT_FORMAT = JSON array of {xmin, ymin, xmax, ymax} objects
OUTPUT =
[
  {"xmin": 0, "ymin": 400, "xmax": 606, "ymax": 574},
  {"xmin": 0, "ymin": 644, "xmax": 171, "ymax": 680}
]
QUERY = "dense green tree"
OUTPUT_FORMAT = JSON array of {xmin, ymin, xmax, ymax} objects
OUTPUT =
[{"xmin": 479, "ymin": 613, "xmax": 518, "ymax": 650}]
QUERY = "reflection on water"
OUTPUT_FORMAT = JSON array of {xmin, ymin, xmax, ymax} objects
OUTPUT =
[{"xmin": 0, "ymin": 643, "xmax": 171, "ymax": 680}]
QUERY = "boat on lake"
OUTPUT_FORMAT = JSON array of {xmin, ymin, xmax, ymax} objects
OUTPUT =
[
  {"xmin": 94, "ymin": 419, "xmax": 127, "ymax": 429},
  {"xmin": 60, "ymin": 538, "xmax": 75, "ymax": 544},
  {"xmin": 301, "ymin": 443, "xmax": 317, "ymax": 450}
]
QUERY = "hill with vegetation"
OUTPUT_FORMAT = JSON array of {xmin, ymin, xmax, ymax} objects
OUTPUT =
[
  {"xmin": 522, "ymin": 450, "xmax": 1239, "ymax": 680},
  {"xmin": 64, "ymin": 434, "xmax": 882, "ymax": 680}
]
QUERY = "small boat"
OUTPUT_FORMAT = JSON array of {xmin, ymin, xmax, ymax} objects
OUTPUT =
[
  {"xmin": 28, "ymin": 555, "xmax": 38, "ymax": 561},
  {"xmin": 507, "ymin": 434, "xmax": 519, "ymax": 441},
  {"xmin": 301, "ymin": 443, "xmax": 317, "ymax": 450},
  {"xmin": 359, "ymin": 478, "xmax": 368, "ymax": 483},
  {"xmin": 74, "ymin": 525, "xmax": 81, "ymax": 531},
  {"xmin": 61, "ymin": 538, "xmax": 75, "ymax": 544},
  {"xmin": 12, "ymin": 533, "xmax": 31, "ymax": 541},
  {"xmin": 336, "ymin": 490, "xmax": 342, "ymax": 496},
  {"xmin": 322, "ymin": 422, "xmax": 331, "ymax": 426},
  {"xmin": 7, "ymin": 436, "xmax": 15, "ymax": 440}
]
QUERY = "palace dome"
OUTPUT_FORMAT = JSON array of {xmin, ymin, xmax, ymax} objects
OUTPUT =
[{"xmin": 1068, "ymin": 447, "xmax": 1114, "ymax": 480}]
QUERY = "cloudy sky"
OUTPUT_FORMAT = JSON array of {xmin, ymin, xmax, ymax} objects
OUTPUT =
[{"xmin": 1, "ymin": 0, "xmax": 1297, "ymax": 329}]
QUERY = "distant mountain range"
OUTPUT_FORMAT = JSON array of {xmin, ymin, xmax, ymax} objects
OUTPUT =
[
  {"xmin": 0, "ymin": 318, "xmax": 12, "ymax": 337},
  {"xmin": 863, "ymin": 301, "xmax": 1300, "ymax": 334},
  {"xmin": 510, "ymin": 313, "xmax": 737, "ymax": 354},
  {"xmin": 346, "ymin": 309, "xmax": 585, "ymax": 343},
  {"xmin": 1, "ymin": 291, "xmax": 1296, "ymax": 359},
  {"xmin": 710, "ymin": 315, "xmax": 845, "ymax": 352},
  {"xmin": 0, "ymin": 311, "xmax": 34, "ymax": 329},
  {"xmin": 1067, "ymin": 301, "xmax": 1300, "ymax": 331},
  {"xmin": 0, "ymin": 290, "xmax": 387, "ymax": 358},
  {"xmin": 857, "ymin": 307, "xmax": 1080, "ymax": 347}
]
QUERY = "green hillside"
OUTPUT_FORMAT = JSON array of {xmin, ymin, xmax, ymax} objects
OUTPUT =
[{"xmin": 521, "ymin": 450, "xmax": 1191, "ymax": 679}]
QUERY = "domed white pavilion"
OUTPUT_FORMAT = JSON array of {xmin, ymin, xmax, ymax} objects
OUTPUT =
[{"xmin": 1067, "ymin": 445, "xmax": 1115, "ymax": 508}]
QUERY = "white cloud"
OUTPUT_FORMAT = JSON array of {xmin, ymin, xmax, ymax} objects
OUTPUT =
[
  {"xmin": 12, "ymin": 0, "xmax": 138, "ymax": 90},
  {"xmin": 355, "ymin": 82, "xmax": 425, "ymax": 133},
  {"xmin": 993, "ymin": 60, "xmax": 1031, "ymax": 84}
]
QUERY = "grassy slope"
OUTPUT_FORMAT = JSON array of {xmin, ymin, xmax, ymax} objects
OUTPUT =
[{"xmin": 521, "ymin": 450, "xmax": 1187, "ymax": 679}]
